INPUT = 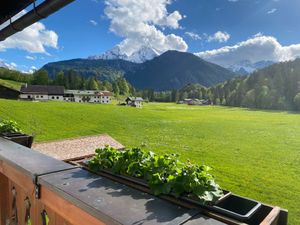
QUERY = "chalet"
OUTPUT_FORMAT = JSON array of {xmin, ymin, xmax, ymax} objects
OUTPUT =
[
  {"xmin": 125, "ymin": 97, "xmax": 144, "ymax": 108},
  {"xmin": 20, "ymin": 85, "xmax": 64, "ymax": 101},
  {"xmin": 64, "ymin": 90, "xmax": 112, "ymax": 104}
]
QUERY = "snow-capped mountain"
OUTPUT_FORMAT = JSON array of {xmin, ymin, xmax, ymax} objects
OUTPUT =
[
  {"xmin": 88, "ymin": 46, "xmax": 129, "ymax": 61},
  {"xmin": 88, "ymin": 46, "xmax": 160, "ymax": 63},
  {"xmin": 228, "ymin": 60, "xmax": 275, "ymax": 75},
  {"xmin": 128, "ymin": 46, "xmax": 160, "ymax": 63}
]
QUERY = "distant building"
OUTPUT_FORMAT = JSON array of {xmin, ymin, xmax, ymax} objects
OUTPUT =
[
  {"xmin": 20, "ymin": 85, "xmax": 112, "ymax": 104},
  {"xmin": 65, "ymin": 90, "xmax": 112, "ymax": 104},
  {"xmin": 0, "ymin": 85, "xmax": 20, "ymax": 100},
  {"xmin": 20, "ymin": 85, "xmax": 64, "ymax": 101},
  {"xmin": 183, "ymin": 98, "xmax": 212, "ymax": 106},
  {"xmin": 125, "ymin": 97, "xmax": 144, "ymax": 108}
]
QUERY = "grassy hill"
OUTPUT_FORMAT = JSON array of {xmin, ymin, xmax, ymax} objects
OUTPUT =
[
  {"xmin": 0, "ymin": 99, "xmax": 298, "ymax": 224},
  {"xmin": 0, "ymin": 78, "xmax": 24, "ymax": 90}
]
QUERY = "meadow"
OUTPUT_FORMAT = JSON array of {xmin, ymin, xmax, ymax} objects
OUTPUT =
[{"xmin": 0, "ymin": 99, "xmax": 299, "ymax": 224}]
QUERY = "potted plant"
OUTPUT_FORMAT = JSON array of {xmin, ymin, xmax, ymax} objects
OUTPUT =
[{"xmin": 0, "ymin": 119, "xmax": 34, "ymax": 148}]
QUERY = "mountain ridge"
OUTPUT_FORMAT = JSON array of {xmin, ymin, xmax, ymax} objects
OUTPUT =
[{"xmin": 42, "ymin": 50, "xmax": 238, "ymax": 90}]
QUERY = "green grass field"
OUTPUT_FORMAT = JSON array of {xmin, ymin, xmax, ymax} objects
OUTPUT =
[
  {"xmin": 0, "ymin": 78, "xmax": 23, "ymax": 90},
  {"xmin": 0, "ymin": 99, "xmax": 299, "ymax": 224}
]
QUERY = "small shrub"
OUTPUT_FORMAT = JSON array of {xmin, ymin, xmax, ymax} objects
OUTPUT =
[{"xmin": 0, "ymin": 119, "xmax": 22, "ymax": 134}]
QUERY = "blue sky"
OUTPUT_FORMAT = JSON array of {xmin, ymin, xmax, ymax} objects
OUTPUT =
[{"xmin": 1, "ymin": 0, "xmax": 300, "ymax": 72}]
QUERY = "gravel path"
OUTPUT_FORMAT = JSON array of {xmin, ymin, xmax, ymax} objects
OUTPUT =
[{"xmin": 32, "ymin": 134, "xmax": 124, "ymax": 161}]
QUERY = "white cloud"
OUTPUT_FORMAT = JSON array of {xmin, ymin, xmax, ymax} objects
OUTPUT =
[
  {"xmin": 195, "ymin": 34, "xmax": 300, "ymax": 67},
  {"xmin": 185, "ymin": 32, "xmax": 201, "ymax": 40},
  {"xmin": 0, "ymin": 10, "xmax": 58, "ymax": 54},
  {"xmin": 0, "ymin": 59, "xmax": 17, "ymax": 70},
  {"xmin": 208, "ymin": 31, "xmax": 231, "ymax": 43},
  {"xmin": 267, "ymin": 8, "xmax": 277, "ymax": 14},
  {"xmin": 228, "ymin": 0, "xmax": 239, "ymax": 2},
  {"xmin": 104, "ymin": 0, "xmax": 188, "ymax": 55},
  {"xmin": 89, "ymin": 20, "xmax": 98, "ymax": 26},
  {"xmin": 25, "ymin": 56, "xmax": 36, "ymax": 61},
  {"xmin": 10, "ymin": 62, "xmax": 17, "ymax": 68}
]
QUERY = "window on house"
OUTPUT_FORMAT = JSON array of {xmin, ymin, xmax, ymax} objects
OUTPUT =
[
  {"xmin": 57, "ymin": 96, "xmax": 59, "ymax": 99},
  {"xmin": 52, "ymin": 96, "xmax": 55, "ymax": 99}
]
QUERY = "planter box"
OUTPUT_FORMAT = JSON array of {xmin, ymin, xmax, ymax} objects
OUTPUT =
[
  {"xmin": 1, "ymin": 133, "xmax": 34, "ymax": 148},
  {"xmin": 67, "ymin": 159, "xmax": 287, "ymax": 224}
]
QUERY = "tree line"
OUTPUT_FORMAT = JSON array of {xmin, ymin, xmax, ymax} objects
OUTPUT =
[
  {"xmin": 0, "ymin": 67, "xmax": 134, "ymax": 96},
  {"xmin": 0, "ymin": 67, "xmax": 33, "ymax": 83},
  {"xmin": 31, "ymin": 69, "xmax": 135, "ymax": 96}
]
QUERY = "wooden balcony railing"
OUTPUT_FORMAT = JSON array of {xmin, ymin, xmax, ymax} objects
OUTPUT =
[{"xmin": 0, "ymin": 137, "xmax": 288, "ymax": 225}]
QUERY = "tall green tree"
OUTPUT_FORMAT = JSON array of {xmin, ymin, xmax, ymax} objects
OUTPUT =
[
  {"xmin": 32, "ymin": 69, "xmax": 49, "ymax": 85},
  {"xmin": 55, "ymin": 71, "xmax": 65, "ymax": 86},
  {"xmin": 293, "ymin": 93, "xmax": 300, "ymax": 110},
  {"xmin": 86, "ymin": 77, "xmax": 99, "ymax": 90}
]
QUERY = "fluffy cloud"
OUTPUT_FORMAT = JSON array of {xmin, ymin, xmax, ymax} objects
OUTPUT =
[
  {"xmin": 208, "ymin": 31, "xmax": 230, "ymax": 43},
  {"xmin": 104, "ymin": 0, "xmax": 188, "ymax": 55},
  {"xmin": 195, "ymin": 34, "xmax": 300, "ymax": 67},
  {"xmin": 0, "ymin": 11, "xmax": 58, "ymax": 54}
]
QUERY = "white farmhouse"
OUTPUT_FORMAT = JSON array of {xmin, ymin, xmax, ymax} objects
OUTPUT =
[
  {"xmin": 20, "ymin": 85, "xmax": 64, "ymax": 101},
  {"xmin": 64, "ymin": 90, "xmax": 112, "ymax": 104},
  {"xmin": 20, "ymin": 85, "xmax": 112, "ymax": 104}
]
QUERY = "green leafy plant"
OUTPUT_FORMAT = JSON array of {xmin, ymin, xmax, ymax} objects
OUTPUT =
[
  {"xmin": 89, "ymin": 146, "xmax": 223, "ymax": 204},
  {"xmin": 0, "ymin": 119, "xmax": 22, "ymax": 134}
]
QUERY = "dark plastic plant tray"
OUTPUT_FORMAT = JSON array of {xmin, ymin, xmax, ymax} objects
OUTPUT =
[
  {"xmin": 1, "ymin": 132, "xmax": 34, "ymax": 148},
  {"xmin": 211, "ymin": 194, "xmax": 261, "ymax": 221}
]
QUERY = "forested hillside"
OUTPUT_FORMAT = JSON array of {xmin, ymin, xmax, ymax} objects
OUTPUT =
[
  {"xmin": 125, "ymin": 51, "xmax": 237, "ymax": 90},
  {"xmin": 208, "ymin": 59, "xmax": 300, "ymax": 111},
  {"xmin": 0, "ymin": 67, "xmax": 33, "ymax": 84},
  {"xmin": 43, "ymin": 58, "xmax": 139, "ymax": 82}
]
